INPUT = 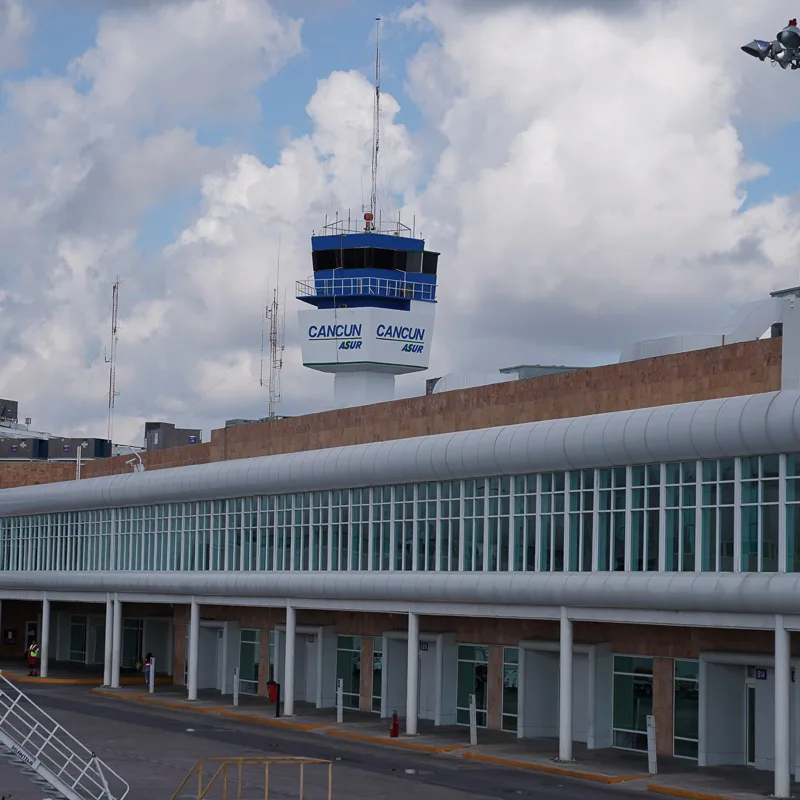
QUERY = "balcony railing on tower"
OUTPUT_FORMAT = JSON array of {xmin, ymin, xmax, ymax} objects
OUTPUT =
[{"xmin": 296, "ymin": 275, "xmax": 437, "ymax": 303}]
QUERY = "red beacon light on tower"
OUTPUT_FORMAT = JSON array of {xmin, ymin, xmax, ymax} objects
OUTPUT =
[{"xmin": 364, "ymin": 211, "xmax": 375, "ymax": 232}]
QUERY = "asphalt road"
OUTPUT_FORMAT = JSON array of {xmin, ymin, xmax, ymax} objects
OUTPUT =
[{"xmin": 1, "ymin": 686, "xmax": 643, "ymax": 800}]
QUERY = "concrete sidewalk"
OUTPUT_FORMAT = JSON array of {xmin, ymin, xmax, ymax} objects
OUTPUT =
[
  {"xmin": 85, "ymin": 684, "xmax": 796, "ymax": 800},
  {"xmin": 0, "ymin": 661, "xmax": 169, "ymax": 686}
]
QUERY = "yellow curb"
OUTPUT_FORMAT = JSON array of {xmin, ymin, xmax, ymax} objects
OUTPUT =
[
  {"xmin": 7, "ymin": 675, "xmax": 98, "ymax": 685},
  {"xmin": 90, "ymin": 688, "xmax": 140, "ymax": 699},
  {"xmin": 5, "ymin": 673, "xmax": 169, "ymax": 687},
  {"xmin": 647, "ymin": 785, "xmax": 738, "ymax": 800},
  {"xmin": 136, "ymin": 697, "xmax": 224, "ymax": 713},
  {"xmin": 462, "ymin": 752, "xmax": 648, "ymax": 784},
  {"xmin": 90, "ymin": 687, "xmax": 222, "ymax": 713},
  {"xmin": 219, "ymin": 710, "xmax": 336, "ymax": 731},
  {"xmin": 326, "ymin": 729, "xmax": 471, "ymax": 754},
  {"xmin": 120, "ymin": 677, "xmax": 170, "ymax": 686}
]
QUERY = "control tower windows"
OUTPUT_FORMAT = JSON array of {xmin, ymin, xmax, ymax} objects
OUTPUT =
[
  {"xmin": 405, "ymin": 252, "xmax": 423, "ymax": 273},
  {"xmin": 311, "ymin": 247, "xmax": 439, "ymax": 275},
  {"xmin": 422, "ymin": 252, "xmax": 438, "ymax": 275}
]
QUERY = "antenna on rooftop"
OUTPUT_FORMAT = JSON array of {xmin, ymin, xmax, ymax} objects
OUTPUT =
[
  {"xmin": 261, "ymin": 233, "xmax": 286, "ymax": 419},
  {"xmin": 366, "ymin": 17, "xmax": 381, "ymax": 231},
  {"xmin": 104, "ymin": 278, "xmax": 120, "ymax": 444}
]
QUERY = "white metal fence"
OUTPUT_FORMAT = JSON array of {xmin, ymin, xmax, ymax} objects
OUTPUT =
[{"xmin": 0, "ymin": 671, "xmax": 129, "ymax": 800}]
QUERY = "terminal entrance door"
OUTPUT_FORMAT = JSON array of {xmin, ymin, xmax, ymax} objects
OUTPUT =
[
  {"xmin": 745, "ymin": 677, "xmax": 756, "ymax": 766},
  {"xmin": 418, "ymin": 646, "xmax": 436, "ymax": 720},
  {"xmin": 25, "ymin": 621, "xmax": 37, "ymax": 648}
]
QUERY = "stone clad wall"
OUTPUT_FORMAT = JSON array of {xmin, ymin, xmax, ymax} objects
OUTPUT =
[{"xmin": 0, "ymin": 338, "xmax": 782, "ymax": 490}]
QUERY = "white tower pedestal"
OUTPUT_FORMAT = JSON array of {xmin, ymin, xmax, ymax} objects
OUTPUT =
[
  {"xmin": 333, "ymin": 371, "xmax": 395, "ymax": 409},
  {"xmin": 299, "ymin": 304, "xmax": 435, "ymax": 411}
]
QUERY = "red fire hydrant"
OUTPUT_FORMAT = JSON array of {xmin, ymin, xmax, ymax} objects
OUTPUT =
[{"xmin": 389, "ymin": 711, "xmax": 399, "ymax": 738}]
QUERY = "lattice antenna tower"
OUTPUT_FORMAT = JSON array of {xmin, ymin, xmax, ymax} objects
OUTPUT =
[
  {"xmin": 261, "ymin": 235, "xmax": 285, "ymax": 419},
  {"xmin": 104, "ymin": 278, "xmax": 120, "ymax": 443},
  {"xmin": 368, "ymin": 17, "xmax": 381, "ymax": 228}
]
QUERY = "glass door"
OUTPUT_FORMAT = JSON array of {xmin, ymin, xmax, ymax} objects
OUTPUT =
[
  {"xmin": 372, "ymin": 637, "xmax": 382, "ymax": 713},
  {"xmin": 745, "ymin": 679, "xmax": 756, "ymax": 766},
  {"xmin": 92, "ymin": 625, "xmax": 105, "ymax": 664},
  {"xmin": 25, "ymin": 621, "xmax": 38, "ymax": 648}
]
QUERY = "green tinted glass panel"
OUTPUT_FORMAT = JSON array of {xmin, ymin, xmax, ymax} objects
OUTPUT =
[
  {"xmin": 674, "ymin": 660, "xmax": 699, "ymax": 680},
  {"xmin": 614, "ymin": 656, "xmax": 653, "ymax": 675},
  {"xmin": 674, "ymin": 680, "xmax": 699, "ymax": 741},
  {"xmin": 613, "ymin": 674, "xmax": 652, "ymax": 733}
]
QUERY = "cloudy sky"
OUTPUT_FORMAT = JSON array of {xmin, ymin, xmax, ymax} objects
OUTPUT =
[{"xmin": 0, "ymin": 0, "xmax": 799, "ymax": 445}]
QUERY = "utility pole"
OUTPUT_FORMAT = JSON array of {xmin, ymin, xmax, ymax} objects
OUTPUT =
[
  {"xmin": 261, "ymin": 236, "xmax": 285, "ymax": 420},
  {"xmin": 75, "ymin": 440, "xmax": 88, "ymax": 480},
  {"xmin": 369, "ymin": 17, "xmax": 381, "ymax": 229},
  {"xmin": 104, "ymin": 279, "xmax": 120, "ymax": 445}
]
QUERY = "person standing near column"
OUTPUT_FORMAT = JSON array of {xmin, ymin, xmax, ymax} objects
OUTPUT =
[
  {"xmin": 27, "ymin": 641, "xmax": 39, "ymax": 677},
  {"xmin": 143, "ymin": 652, "xmax": 153, "ymax": 687}
]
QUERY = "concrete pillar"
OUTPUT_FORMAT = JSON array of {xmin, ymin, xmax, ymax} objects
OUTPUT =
[
  {"xmin": 652, "ymin": 657, "xmax": 675, "ymax": 756},
  {"xmin": 284, "ymin": 604, "xmax": 296, "ymax": 716},
  {"xmin": 103, "ymin": 596, "xmax": 113, "ymax": 687},
  {"xmin": 587, "ymin": 646, "xmax": 596, "ymax": 749},
  {"xmin": 187, "ymin": 600, "xmax": 200, "ymax": 701},
  {"xmin": 40, "ymin": 598, "xmax": 51, "ymax": 678},
  {"xmin": 697, "ymin": 657, "xmax": 708, "ymax": 767},
  {"xmin": 775, "ymin": 615, "xmax": 791, "ymax": 798},
  {"xmin": 406, "ymin": 611, "xmax": 420, "ymax": 736},
  {"xmin": 359, "ymin": 636, "xmax": 374, "ymax": 712},
  {"xmin": 111, "ymin": 597, "xmax": 122, "ymax": 689},
  {"xmin": 487, "ymin": 645, "xmax": 504, "ymax": 731},
  {"xmin": 781, "ymin": 297, "xmax": 800, "ymax": 390},
  {"xmin": 558, "ymin": 607, "xmax": 573, "ymax": 762}
]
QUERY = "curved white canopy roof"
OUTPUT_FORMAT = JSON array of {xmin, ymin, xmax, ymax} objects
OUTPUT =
[
  {"xmin": 2, "ymin": 570, "xmax": 800, "ymax": 615},
  {"xmin": 1, "ymin": 390, "xmax": 798, "ymax": 517}
]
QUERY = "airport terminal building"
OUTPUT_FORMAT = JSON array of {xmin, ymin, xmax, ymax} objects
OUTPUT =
[{"xmin": 4, "ymin": 291, "xmax": 800, "ymax": 796}]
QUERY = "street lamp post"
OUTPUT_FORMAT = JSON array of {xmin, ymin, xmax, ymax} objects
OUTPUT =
[{"xmin": 75, "ymin": 440, "xmax": 89, "ymax": 481}]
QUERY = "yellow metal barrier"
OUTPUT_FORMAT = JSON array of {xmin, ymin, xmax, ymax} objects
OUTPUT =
[{"xmin": 169, "ymin": 756, "xmax": 332, "ymax": 800}]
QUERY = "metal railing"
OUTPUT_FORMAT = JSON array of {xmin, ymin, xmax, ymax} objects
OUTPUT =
[
  {"xmin": 296, "ymin": 275, "xmax": 437, "ymax": 302},
  {"xmin": 316, "ymin": 216, "xmax": 413, "ymax": 238},
  {"xmin": 0, "ymin": 671, "xmax": 129, "ymax": 800},
  {"xmin": 170, "ymin": 756, "xmax": 332, "ymax": 800}
]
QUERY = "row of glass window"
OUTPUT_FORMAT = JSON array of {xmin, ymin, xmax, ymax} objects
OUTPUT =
[
  {"xmin": 612, "ymin": 656, "xmax": 698, "ymax": 759},
  {"xmin": 4, "ymin": 455, "xmax": 800, "ymax": 574},
  {"xmin": 333, "ymin": 638, "xmax": 696, "ymax": 759}
]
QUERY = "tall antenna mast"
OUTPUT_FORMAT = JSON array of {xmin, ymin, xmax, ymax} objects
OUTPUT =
[
  {"xmin": 104, "ymin": 278, "xmax": 120, "ymax": 443},
  {"xmin": 369, "ymin": 16, "xmax": 381, "ymax": 229},
  {"xmin": 263, "ymin": 235, "xmax": 285, "ymax": 419}
]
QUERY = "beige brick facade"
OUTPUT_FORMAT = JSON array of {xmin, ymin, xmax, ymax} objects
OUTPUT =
[{"xmin": 0, "ymin": 338, "xmax": 781, "ymax": 490}]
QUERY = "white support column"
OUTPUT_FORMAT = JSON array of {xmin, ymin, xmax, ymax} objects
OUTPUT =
[
  {"xmin": 587, "ymin": 645, "xmax": 597, "ymax": 749},
  {"xmin": 697, "ymin": 658, "xmax": 708, "ymax": 767},
  {"xmin": 406, "ymin": 611, "xmax": 420, "ymax": 736},
  {"xmin": 111, "ymin": 596, "xmax": 122, "ymax": 689},
  {"xmin": 284, "ymin": 603, "xmax": 296, "ymax": 717},
  {"xmin": 40, "ymin": 597, "xmax": 50, "ymax": 678},
  {"xmin": 775, "ymin": 615, "xmax": 791, "ymax": 799},
  {"xmin": 103, "ymin": 596, "xmax": 113, "ymax": 687},
  {"xmin": 559, "ymin": 607, "xmax": 573, "ymax": 762},
  {"xmin": 187, "ymin": 600, "xmax": 199, "ymax": 701}
]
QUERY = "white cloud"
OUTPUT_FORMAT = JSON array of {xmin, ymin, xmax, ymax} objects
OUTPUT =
[
  {"xmin": 0, "ymin": 0, "xmax": 304, "ymax": 442},
  {"xmin": 72, "ymin": 0, "xmax": 302, "ymax": 128},
  {"xmin": 3, "ymin": 0, "xmax": 800, "ymax": 446},
  {"xmin": 0, "ymin": 0, "xmax": 33, "ymax": 70},
  {"xmin": 395, "ymin": 0, "xmax": 800, "ymax": 370}
]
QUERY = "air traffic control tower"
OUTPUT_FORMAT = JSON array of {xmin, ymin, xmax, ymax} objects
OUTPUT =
[{"xmin": 297, "ymin": 213, "xmax": 440, "ymax": 408}]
